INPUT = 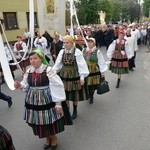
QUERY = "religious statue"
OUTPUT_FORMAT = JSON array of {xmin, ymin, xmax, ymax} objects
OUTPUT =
[{"xmin": 99, "ymin": 11, "xmax": 106, "ymax": 25}]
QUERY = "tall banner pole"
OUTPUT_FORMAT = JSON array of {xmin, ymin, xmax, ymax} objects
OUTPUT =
[
  {"xmin": 29, "ymin": 0, "xmax": 34, "ymax": 52},
  {"xmin": 72, "ymin": 1, "xmax": 88, "ymax": 47},
  {"xmin": 70, "ymin": 0, "xmax": 74, "ymax": 36}
]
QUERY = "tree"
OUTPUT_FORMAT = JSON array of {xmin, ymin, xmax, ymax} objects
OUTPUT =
[
  {"xmin": 98, "ymin": 0, "xmax": 113, "ymax": 22},
  {"xmin": 121, "ymin": 0, "xmax": 141, "ymax": 22},
  {"xmin": 110, "ymin": 0, "xmax": 122, "ymax": 22},
  {"xmin": 143, "ymin": 0, "xmax": 150, "ymax": 17},
  {"xmin": 77, "ymin": 0, "xmax": 100, "ymax": 24},
  {"xmin": 74, "ymin": 0, "xmax": 141, "ymax": 24}
]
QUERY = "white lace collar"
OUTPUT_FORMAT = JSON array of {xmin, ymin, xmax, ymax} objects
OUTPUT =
[
  {"xmin": 64, "ymin": 47, "xmax": 74, "ymax": 53},
  {"xmin": 29, "ymin": 64, "xmax": 47, "ymax": 73}
]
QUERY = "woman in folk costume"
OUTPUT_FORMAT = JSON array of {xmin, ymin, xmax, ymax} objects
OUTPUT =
[
  {"xmin": 14, "ymin": 49, "xmax": 72, "ymax": 150},
  {"xmin": 14, "ymin": 35, "xmax": 29, "ymax": 74},
  {"xmin": 53, "ymin": 35, "xmax": 89, "ymax": 120},
  {"xmin": 124, "ymin": 28, "xmax": 137, "ymax": 71},
  {"xmin": 107, "ymin": 31, "xmax": 132, "ymax": 88},
  {"xmin": 82, "ymin": 38, "xmax": 107, "ymax": 104}
]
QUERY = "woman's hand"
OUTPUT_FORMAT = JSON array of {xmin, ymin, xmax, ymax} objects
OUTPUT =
[
  {"xmin": 14, "ymin": 81, "xmax": 21, "ymax": 89},
  {"xmin": 121, "ymin": 51, "xmax": 125, "ymax": 55},
  {"xmin": 101, "ymin": 73, "xmax": 105, "ymax": 81},
  {"xmin": 55, "ymin": 105, "xmax": 62, "ymax": 114},
  {"xmin": 80, "ymin": 80, "xmax": 85, "ymax": 86},
  {"xmin": 53, "ymin": 54, "xmax": 56, "ymax": 58}
]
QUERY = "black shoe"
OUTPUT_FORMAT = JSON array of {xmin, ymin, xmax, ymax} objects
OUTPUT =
[
  {"xmin": 129, "ymin": 68, "xmax": 134, "ymax": 71},
  {"xmin": 89, "ymin": 96, "xmax": 94, "ymax": 104},
  {"xmin": 72, "ymin": 111, "xmax": 77, "ymax": 120},
  {"xmin": 116, "ymin": 79, "xmax": 120, "ymax": 88},
  {"xmin": 51, "ymin": 144, "xmax": 58, "ymax": 150},
  {"xmin": 43, "ymin": 143, "xmax": 51, "ymax": 150},
  {"xmin": 7, "ymin": 97, "xmax": 12, "ymax": 108},
  {"xmin": 1, "ymin": 80, "xmax": 5, "ymax": 84},
  {"xmin": 116, "ymin": 84, "xmax": 119, "ymax": 88}
]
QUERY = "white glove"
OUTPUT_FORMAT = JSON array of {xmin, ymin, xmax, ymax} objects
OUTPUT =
[{"xmin": 121, "ymin": 51, "xmax": 125, "ymax": 55}]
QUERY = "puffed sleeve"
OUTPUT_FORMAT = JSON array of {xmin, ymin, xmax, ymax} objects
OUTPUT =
[
  {"xmin": 75, "ymin": 49, "xmax": 89, "ymax": 80},
  {"xmin": 125, "ymin": 41, "xmax": 133, "ymax": 59},
  {"xmin": 52, "ymin": 49, "xmax": 64, "ymax": 73},
  {"xmin": 47, "ymin": 67, "xmax": 66, "ymax": 103},
  {"xmin": 22, "ymin": 42, "xmax": 28, "ymax": 53},
  {"xmin": 20, "ymin": 68, "xmax": 30, "ymax": 91},
  {"xmin": 41, "ymin": 37, "xmax": 47, "ymax": 49},
  {"xmin": 107, "ymin": 40, "xmax": 116, "ymax": 60},
  {"xmin": 134, "ymin": 36, "xmax": 138, "ymax": 51},
  {"xmin": 97, "ymin": 50, "xmax": 107, "ymax": 73},
  {"xmin": 14, "ymin": 43, "xmax": 17, "ymax": 52},
  {"xmin": 33, "ymin": 38, "xmax": 38, "ymax": 48}
]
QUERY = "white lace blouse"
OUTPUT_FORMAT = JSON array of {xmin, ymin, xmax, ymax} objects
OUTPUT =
[
  {"xmin": 53, "ymin": 48, "xmax": 89, "ymax": 80},
  {"xmin": 20, "ymin": 64, "xmax": 66, "ymax": 103}
]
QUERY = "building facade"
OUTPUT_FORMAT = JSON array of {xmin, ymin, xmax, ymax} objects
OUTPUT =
[
  {"xmin": 0, "ymin": 0, "xmax": 66, "ymax": 42},
  {"xmin": 0, "ymin": 0, "xmax": 38, "ymax": 42}
]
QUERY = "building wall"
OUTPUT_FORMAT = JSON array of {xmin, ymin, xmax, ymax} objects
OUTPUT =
[
  {"xmin": 0, "ymin": 0, "xmax": 38, "ymax": 42},
  {"xmin": 0, "ymin": 0, "xmax": 66, "ymax": 43}
]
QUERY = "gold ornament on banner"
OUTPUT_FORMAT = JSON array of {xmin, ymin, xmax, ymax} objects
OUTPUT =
[{"xmin": 45, "ymin": 0, "xmax": 55, "ymax": 14}]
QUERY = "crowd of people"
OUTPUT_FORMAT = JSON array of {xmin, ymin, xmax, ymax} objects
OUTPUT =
[{"xmin": 0, "ymin": 21, "xmax": 148, "ymax": 149}]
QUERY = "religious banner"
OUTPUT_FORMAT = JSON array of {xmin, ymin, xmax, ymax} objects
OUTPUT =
[
  {"xmin": 45, "ymin": 0, "xmax": 55, "ymax": 14},
  {"xmin": 37, "ymin": 0, "xmax": 65, "ymax": 35}
]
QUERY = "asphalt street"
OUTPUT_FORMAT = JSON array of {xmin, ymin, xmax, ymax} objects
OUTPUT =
[{"xmin": 0, "ymin": 45, "xmax": 150, "ymax": 150}]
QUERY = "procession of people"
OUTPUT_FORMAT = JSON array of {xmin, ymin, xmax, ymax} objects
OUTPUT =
[{"xmin": 0, "ymin": 20, "xmax": 149, "ymax": 150}]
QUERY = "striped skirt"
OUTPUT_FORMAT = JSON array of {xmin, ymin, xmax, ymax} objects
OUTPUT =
[
  {"xmin": 86, "ymin": 62, "xmax": 101, "ymax": 86},
  {"xmin": 110, "ymin": 51, "xmax": 129, "ymax": 74},
  {"xmin": 59, "ymin": 66, "xmax": 89, "ymax": 101},
  {"xmin": 24, "ymin": 86, "xmax": 73, "ymax": 138}
]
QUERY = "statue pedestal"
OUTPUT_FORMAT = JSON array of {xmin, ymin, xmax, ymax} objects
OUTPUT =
[{"xmin": 37, "ymin": 0, "xmax": 66, "ymax": 36}]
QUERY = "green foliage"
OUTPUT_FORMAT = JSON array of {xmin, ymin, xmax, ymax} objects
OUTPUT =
[
  {"xmin": 99, "ymin": 0, "xmax": 113, "ymax": 22},
  {"xmin": 143, "ymin": 0, "xmax": 150, "ymax": 17},
  {"xmin": 109, "ymin": 0, "xmax": 122, "ymax": 22},
  {"xmin": 122, "ymin": 1, "xmax": 141, "ymax": 22},
  {"xmin": 77, "ymin": 0, "xmax": 99, "ymax": 24},
  {"xmin": 73, "ymin": 0, "xmax": 141, "ymax": 24}
]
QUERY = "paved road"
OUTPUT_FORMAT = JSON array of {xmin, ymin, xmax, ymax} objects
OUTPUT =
[{"xmin": 0, "ymin": 45, "xmax": 150, "ymax": 150}]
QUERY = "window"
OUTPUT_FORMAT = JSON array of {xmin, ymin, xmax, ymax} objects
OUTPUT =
[
  {"xmin": 3, "ymin": 12, "xmax": 18, "ymax": 30},
  {"xmin": 26, "ymin": 12, "xmax": 38, "ymax": 28}
]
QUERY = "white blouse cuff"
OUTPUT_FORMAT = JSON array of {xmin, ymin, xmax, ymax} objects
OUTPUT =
[
  {"xmin": 56, "ymin": 102, "xmax": 62, "ymax": 106},
  {"xmin": 80, "ymin": 75, "xmax": 84, "ymax": 80}
]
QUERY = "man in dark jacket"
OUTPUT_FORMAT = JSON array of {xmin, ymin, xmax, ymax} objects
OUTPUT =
[
  {"xmin": 50, "ymin": 32, "xmax": 63, "ymax": 63},
  {"xmin": 105, "ymin": 25, "xmax": 115, "ymax": 50}
]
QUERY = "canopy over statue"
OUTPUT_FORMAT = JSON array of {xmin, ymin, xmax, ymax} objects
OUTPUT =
[{"xmin": 99, "ymin": 11, "xmax": 106, "ymax": 25}]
